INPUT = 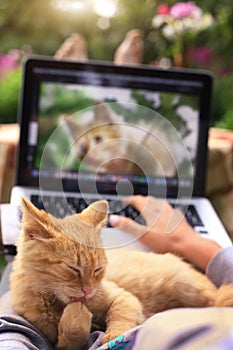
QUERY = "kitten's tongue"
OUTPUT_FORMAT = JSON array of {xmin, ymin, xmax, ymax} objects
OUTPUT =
[{"xmin": 70, "ymin": 296, "xmax": 86, "ymax": 304}]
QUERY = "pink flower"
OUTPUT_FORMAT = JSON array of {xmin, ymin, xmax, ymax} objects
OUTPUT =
[
  {"xmin": 189, "ymin": 46, "xmax": 214, "ymax": 65},
  {"xmin": 170, "ymin": 2, "xmax": 202, "ymax": 20},
  {"xmin": 0, "ymin": 53, "xmax": 18, "ymax": 77},
  {"xmin": 157, "ymin": 3, "xmax": 170, "ymax": 15}
]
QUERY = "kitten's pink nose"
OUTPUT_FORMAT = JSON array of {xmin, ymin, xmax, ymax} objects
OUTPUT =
[{"xmin": 81, "ymin": 288, "xmax": 92, "ymax": 296}]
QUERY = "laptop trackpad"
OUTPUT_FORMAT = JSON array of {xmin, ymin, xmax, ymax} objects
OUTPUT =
[{"xmin": 101, "ymin": 227, "xmax": 151, "ymax": 251}]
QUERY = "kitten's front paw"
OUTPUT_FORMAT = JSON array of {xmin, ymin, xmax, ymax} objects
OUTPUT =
[
  {"xmin": 62, "ymin": 302, "xmax": 92, "ymax": 328},
  {"xmin": 102, "ymin": 327, "xmax": 128, "ymax": 345},
  {"xmin": 57, "ymin": 303, "xmax": 92, "ymax": 350},
  {"xmin": 102, "ymin": 332, "xmax": 119, "ymax": 345}
]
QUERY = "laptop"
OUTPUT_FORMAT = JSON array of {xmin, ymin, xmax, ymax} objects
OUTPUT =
[{"xmin": 4, "ymin": 55, "xmax": 231, "ymax": 252}]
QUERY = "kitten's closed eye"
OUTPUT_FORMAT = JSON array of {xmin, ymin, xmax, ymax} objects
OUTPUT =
[
  {"xmin": 63, "ymin": 263, "xmax": 103, "ymax": 277},
  {"xmin": 64, "ymin": 262, "xmax": 82, "ymax": 276},
  {"xmin": 94, "ymin": 267, "xmax": 103, "ymax": 275}
]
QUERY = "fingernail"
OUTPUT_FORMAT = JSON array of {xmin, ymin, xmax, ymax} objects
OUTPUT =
[{"xmin": 109, "ymin": 215, "xmax": 120, "ymax": 226}]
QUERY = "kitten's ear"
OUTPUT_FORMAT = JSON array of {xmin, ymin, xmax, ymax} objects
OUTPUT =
[
  {"xmin": 94, "ymin": 101, "xmax": 113, "ymax": 123},
  {"xmin": 78, "ymin": 200, "xmax": 108, "ymax": 228},
  {"xmin": 21, "ymin": 197, "xmax": 53, "ymax": 239},
  {"xmin": 61, "ymin": 115, "xmax": 83, "ymax": 140}
]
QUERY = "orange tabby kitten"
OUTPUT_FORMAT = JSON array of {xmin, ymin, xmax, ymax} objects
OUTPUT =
[
  {"xmin": 10, "ymin": 199, "xmax": 233, "ymax": 350},
  {"xmin": 10, "ymin": 198, "xmax": 143, "ymax": 350},
  {"xmin": 61, "ymin": 101, "xmax": 178, "ymax": 177}
]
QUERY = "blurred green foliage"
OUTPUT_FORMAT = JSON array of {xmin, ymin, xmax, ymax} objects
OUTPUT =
[
  {"xmin": 0, "ymin": 68, "xmax": 21, "ymax": 123},
  {"xmin": 212, "ymin": 74, "xmax": 233, "ymax": 130},
  {"xmin": 0, "ymin": 0, "xmax": 232, "ymax": 128}
]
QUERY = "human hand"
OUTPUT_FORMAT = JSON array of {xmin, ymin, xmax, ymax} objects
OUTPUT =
[
  {"xmin": 110, "ymin": 195, "xmax": 195, "ymax": 253},
  {"xmin": 109, "ymin": 195, "xmax": 221, "ymax": 270}
]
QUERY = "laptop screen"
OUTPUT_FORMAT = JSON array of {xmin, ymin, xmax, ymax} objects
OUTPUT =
[{"xmin": 17, "ymin": 57, "xmax": 212, "ymax": 198}]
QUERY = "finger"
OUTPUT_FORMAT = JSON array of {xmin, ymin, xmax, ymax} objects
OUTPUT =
[
  {"xmin": 122, "ymin": 195, "xmax": 148, "ymax": 211},
  {"xmin": 109, "ymin": 214, "xmax": 147, "ymax": 238},
  {"xmin": 122, "ymin": 196, "xmax": 175, "ymax": 230},
  {"xmin": 109, "ymin": 214, "xmax": 169, "ymax": 252},
  {"xmin": 123, "ymin": 195, "xmax": 171, "ymax": 213}
]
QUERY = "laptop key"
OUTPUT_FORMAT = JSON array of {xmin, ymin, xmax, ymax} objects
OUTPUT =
[
  {"xmin": 31, "ymin": 195, "xmax": 45, "ymax": 210},
  {"xmin": 170, "ymin": 203, "xmax": 204, "ymax": 227},
  {"xmin": 198, "ymin": 230, "xmax": 208, "ymax": 234},
  {"xmin": 187, "ymin": 205, "xmax": 203, "ymax": 226}
]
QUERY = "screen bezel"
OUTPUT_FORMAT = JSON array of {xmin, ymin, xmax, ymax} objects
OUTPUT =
[{"xmin": 16, "ymin": 56, "xmax": 213, "ymax": 198}]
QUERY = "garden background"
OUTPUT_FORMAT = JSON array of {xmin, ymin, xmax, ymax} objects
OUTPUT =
[{"xmin": 0, "ymin": 0, "xmax": 232, "ymax": 129}]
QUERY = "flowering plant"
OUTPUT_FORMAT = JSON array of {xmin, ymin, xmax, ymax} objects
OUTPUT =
[
  {"xmin": 0, "ymin": 52, "xmax": 19, "ymax": 78},
  {"xmin": 0, "ymin": 49, "xmax": 23, "ymax": 123},
  {"xmin": 152, "ymin": 2, "xmax": 214, "ymax": 66},
  {"xmin": 0, "ymin": 46, "xmax": 32, "ymax": 123}
]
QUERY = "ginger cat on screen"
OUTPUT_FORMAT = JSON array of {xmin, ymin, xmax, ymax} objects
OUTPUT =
[
  {"xmin": 61, "ymin": 101, "xmax": 177, "ymax": 177},
  {"xmin": 10, "ymin": 199, "xmax": 233, "ymax": 350}
]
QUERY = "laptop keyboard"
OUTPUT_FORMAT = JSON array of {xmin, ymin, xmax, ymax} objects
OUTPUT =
[
  {"xmin": 30, "ymin": 194, "xmax": 204, "ymax": 229},
  {"xmin": 30, "ymin": 195, "xmax": 146, "ymax": 226}
]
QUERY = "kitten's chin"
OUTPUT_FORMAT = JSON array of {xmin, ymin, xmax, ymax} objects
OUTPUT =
[{"xmin": 69, "ymin": 296, "xmax": 87, "ymax": 304}]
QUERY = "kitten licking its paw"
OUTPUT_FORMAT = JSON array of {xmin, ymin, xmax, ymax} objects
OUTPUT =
[{"xmin": 10, "ymin": 198, "xmax": 143, "ymax": 350}]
